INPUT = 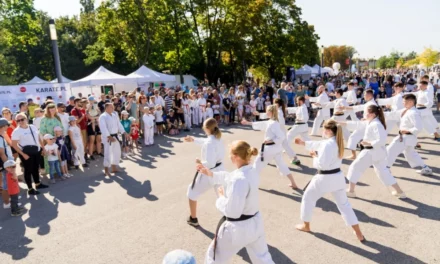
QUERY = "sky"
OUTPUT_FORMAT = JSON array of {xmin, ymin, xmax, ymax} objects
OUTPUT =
[{"xmin": 34, "ymin": 0, "xmax": 440, "ymax": 59}]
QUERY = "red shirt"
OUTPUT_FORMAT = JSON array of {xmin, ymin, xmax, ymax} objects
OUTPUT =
[
  {"xmin": 7, "ymin": 172, "xmax": 20, "ymax": 195},
  {"xmin": 6, "ymin": 120, "xmax": 17, "ymax": 138},
  {"xmin": 131, "ymin": 124, "xmax": 139, "ymax": 140},
  {"xmin": 71, "ymin": 108, "xmax": 88, "ymax": 130}
]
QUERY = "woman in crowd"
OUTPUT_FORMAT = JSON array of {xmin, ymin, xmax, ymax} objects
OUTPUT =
[
  {"xmin": 228, "ymin": 88, "xmax": 237, "ymax": 124},
  {"xmin": 39, "ymin": 103, "xmax": 63, "ymax": 174},
  {"xmin": 86, "ymin": 97, "xmax": 102, "ymax": 160},
  {"xmin": 138, "ymin": 95, "xmax": 149, "ymax": 137},
  {"xmin": 2, "ymin": 108, "xmax": 18, "ymax": 159},
  {"xmin": 173, "ymin": 92, "xmax": 187, "ymax": 131},
  {"xmin": 197, "ymin": 140, "xmax": 274, "ymax": 263},
  {"xmin": 11, "ymin": 113, "xmax": 48, "ymax": 195}
]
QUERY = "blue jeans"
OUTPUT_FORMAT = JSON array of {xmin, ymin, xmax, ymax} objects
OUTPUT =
[{"xmin": 48, "ymin": 160, "xmax": 62, "ymax": 179}]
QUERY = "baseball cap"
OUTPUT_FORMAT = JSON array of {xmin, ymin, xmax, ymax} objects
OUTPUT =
[
  {"xmin": 57, "ymin": 102, "xmax": 65, "ymax": 108},
  {"xmin": 27, "ymin": 98, "xmax": 33, "ymax": 103},
  {"xmin": 0, "ymin": 118, "xmax": 9, "ymax": 127},
  {"xmin": 68, "ymin": 116, "xmax": 76, "ymax": 122},
  {"xmin": 69, "ymin": 96, "xmax": 75, "ymax": 100},
  {"xmin": 88, "ymin": 96, "xmax": 95, "ymax": 101},
  {"xmin": 54, "ymin": 126, "xmax": 62, "ymax": 132},
  {"xmin": 128, "ymin": 117, "xmax": 136, "ymax": 122},
  {"xmin": 43, "ymin": 134, "xmax": 55, "ymax": 140},
  {"xmin": 121, "ymin": 110, "xmax": 129, "ymax": 115},
  {"xmin": 3, "ymin": 160, "xmax": 16, "ymax": 169}
]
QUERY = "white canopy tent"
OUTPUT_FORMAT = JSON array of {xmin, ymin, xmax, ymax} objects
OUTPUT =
[
  {"xmin": 70, "ymin": 66, "xmax": 139, "ymax": 87},
  {"xmin": 50, "ymin": 76, "xmax": 73, "ymax": 83},
  {"xmin": 322, "ymin": 67, "xmax": 335, "ymax": 75},
  {"xmin": 127, "ymin": 65, "xmax": 176, "ymax": 83},
  {"xmin": 21, "ymin": 76, "xmax": 50, "ymax": 85},
  {"xmin": 296, "ymin": 66, "xmax": 312, "ymax": 75}
]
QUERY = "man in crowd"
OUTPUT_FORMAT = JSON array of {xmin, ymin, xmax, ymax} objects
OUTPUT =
[
  {"xmin": 66, "ymin": 96, "xmax": 76, "ymax": 114},
  {"xmin": 164, "ymin": 90, "xmax": 175, "ymax": 113},
  {"xmin": 98, "ymin": 94, "xmax": 107, "ymax": 113}
]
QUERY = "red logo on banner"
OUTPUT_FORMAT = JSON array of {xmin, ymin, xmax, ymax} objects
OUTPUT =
[
  {"xmin": 20, "ymin": 87, "xmax": 26, "ymax": 92},
  {"xmin": 345, "ymin": 58, "xmax": 350, "ymax": 65},
  {"xmin": 37, "ymin": 97, "xmax": 40, "ymax": 100}
]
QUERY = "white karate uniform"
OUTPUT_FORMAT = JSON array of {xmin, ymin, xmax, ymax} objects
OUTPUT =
[
  {"xmin": 256, "ymin": 97, "xmax": 265, "ymax": 112},
  {"xmin": 206, "ymin": 107, "xmax": 214, "ymax": 119},
  {"xmin": 377, "ymin": 92, "xmax": 404, "ymax": 133},
  {"xmin": 329, "ymin": 98, "xmax": 351, "ymax": 140},
  {"xmin": 183, "ymin": 99, "xmax": 192, "ymax": 129},
  {"xmin": 385, "ymin": 107, "xmax": 425, "ymax": 168},
  {"xmin": 277, "ymin": 108, "xmax": 296, "ymax": 159},
  {"xmin": 205, "ymin": 165, "xmax": 274, "ymax": 264},
  {"xmin": 347, "ymin": 118, "xmax": 397, "ymax": 186},
  {"xmin": 286, "ymin": 104, "xmax": 311, "ymax": 142},
  {"xmin": 192, "ymin": 100, "xmax": 200, "ymax": 126},
  {"xmin": 69, "ymin": 126, "xmax": 85, "ymax": 166},
  {"xmin": 198, "ymin": 98, "xmax": 207, "ymax": 124},
  {"xmin": 309, "ymin": 92, "xmax": 330, "ymax": 135},
  {"xmin": 252, "ymin": 120, "xmax": 291, "ymax": 176},
  {"xmin": 413, "ymin": 89, "xmax": 439, "ymax": 135},
  {"xmin": 346, "ymin": 99, "xmax": 378, "ymax": 150},
  {"xmin": 187, "ymin": 135, "xmax": 225, "ymax": 201},
  {"xmin": 343, "ymin": 89, "xmax": 359, "ymax": 121},
  {"xmin": 301, "ymin": 137, "xmax": 358, "ymax": 226},
  {"xmin": 143, "ymin": 114, "xmax": 155, "ymax": 145},
  {"xmin": 99, "ymin": 111, "xmax": 125, "ymax": 167}
]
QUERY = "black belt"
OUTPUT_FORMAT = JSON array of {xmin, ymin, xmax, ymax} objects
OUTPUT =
[
  {"xmin": 360, "ymin": 145, "xmax": 373, "ymax": 150},
  {"xmin": 191, "ymin": 162, "xmax": 222, "ymax": 189},
  {"xmin": 260, "ymin": 142, "xmax": 275, "ymax": 161},
  {"xmin": 109, "ymin": 133, "xmax": 120, "ymax": 145},
  {"xmin": 316, "ymin": 107, "xmax": 322, "ymax": 110},
  {"xmin": 213, "ymin": 213, "xmax": 258, "ymax": 260},
  {"xmin": 417, "ymin": 106, "xmax": 427, "ymax": 110},
  {"xmin": 399, "ymin": 130, "xmax": 412, "ymax": 142},
  {"xmin": 295, "ymin": 122, "xmax": 306, "ymax": 125},
  {"xmin": 349, "ymin": 104, "xmax": 354, "ymax": 106},
  {"xmin": 334, "ymin": 113, "xmax": 344, "ymax": 116},
  {"xmin": 317, "ymin": 168, "xmax": 341, "ymax": 174}
]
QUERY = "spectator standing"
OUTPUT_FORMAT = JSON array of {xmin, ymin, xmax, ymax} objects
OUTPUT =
[
  {"xmin": 71, "ymin": 98, "xmax": 88, "ymax": 158},
  {"xmin": 383, "ymin": 75, "xmax": 394, "ymax": 98},
  {"xmin": 0, "ymin": 118, "xmax": 14, "ymax": 209},
  {"xmin": 39, "ymin": 104, "xmax": 63, "ymax": 174},
  {"xmin": 66, "ymin": 96, "xmax": 76, "ymax": 115}
]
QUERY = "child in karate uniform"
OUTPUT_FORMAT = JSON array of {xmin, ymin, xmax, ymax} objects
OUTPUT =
[
  {"xmin": 294, "ymin": 120, "xmax": 365, "ymax": 242},
  {"xmin": 143, "ymin": 107, "xmax": 155, "ymax": 146},
  {"xmin": 197, "ymin": 140, "xmax": 274, "ymax": 264}
]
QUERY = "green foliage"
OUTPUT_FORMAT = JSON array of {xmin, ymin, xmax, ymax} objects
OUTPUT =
[{"xmin": 323, "ymin": 45, "xmax": 357, "ymax": 70}]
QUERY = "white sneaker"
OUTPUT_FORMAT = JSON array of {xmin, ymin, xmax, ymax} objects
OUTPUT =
[
  {"xmin": 3, "ymin": 203, "xmax": 10, "ymax": 209},
  {"xmin": 416, "ymin": 166, "xmax": 432, "ymax": 175},
  {"xmin": 392, "ymin": 191, "xmax": 407, "ymax": 199},
  {"xmin": 346, "ymin": 191, "xmax": 357, "ymax": 198}
]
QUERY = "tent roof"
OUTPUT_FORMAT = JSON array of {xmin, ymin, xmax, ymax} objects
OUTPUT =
[
  {"xmin": 70, "ymin": 66, "xmax": 138, "ymax": 87},
  {"xmin": 50, "ymin": 76, "xmax": 73, "ymax": 83},
  {"xmin": 296, "ymin": 66, "xmax": 312, "ymax": 75},
  {"xmin": 127, "ymin": 65, "xmax": 176, "ymax": 82},
  {"xmin": 21, "ymin": 76, "xmax": 50, "ymax": 85}
]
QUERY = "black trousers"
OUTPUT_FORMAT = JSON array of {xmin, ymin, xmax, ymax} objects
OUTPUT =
[
  {"xmin": 176, "ymin": 113, "xmax": 185, "ymax": 124},
  {"xmin": 10, "ymin": 194, "xmax": 19, "ymax": 213},
  {"xmin": 19, "ymin": 152, "xmax": 41, "ymax": 189},
  {"xmin": 229, "ymin": 107, "xmax": 236, "ymax": 122}
]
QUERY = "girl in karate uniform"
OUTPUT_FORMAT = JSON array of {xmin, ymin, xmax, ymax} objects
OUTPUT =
[
  {"xmin": 197, "ymin": 140, "xmax": 274, "ymax": 264},
  {"xmin": 286, "ymin": 96, "xmax": 311, "ymax": 144},
  {"xmin": 182, "ymin": 93, "xmax": 192, "ymax": 130},
  {"xmin": 341, "ymin": 105, "xmax": 406, "ymax": 199},
  {"xmin": 184, "ymin": 118, "xmax": 225, "ymax": 227},
  {"xmin": 274, "ymin": 98, "xmax": 301, "ymax": 165},
  {"xmin": 294, "ymin": 120, "xmax": 365, "ymax": 242},
  {"xmin": 198, "ymin": 93, "xmax": 207, "ymax": 125},
  {"xmin": 191, "ymin": 94, "xmax": 200, "ymax": 127},
  {"xmin": 241, "ymin": 105, "xmax": 298, "ymax": 189},
  {"xmin": 330, "ymin": 89, "xmax": 351, "ymax": 140}
]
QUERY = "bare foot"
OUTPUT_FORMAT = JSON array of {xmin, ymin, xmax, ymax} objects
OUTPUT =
[
  {"xmin": 289, "ymin": 183, "xmax": 299, "ymax": 189},
  {"xmin": 345, "ymin": 155, "xmax": 356, "ymax": 160},
  {"xmin": 295, "ymin": 224, "xmax": 311, "ymax": 232},
  {"xmin": 354, "ymin": 231, "xmax": 365, "ymax": 242},
  {"xmin": 104, "ymin": 168, "xmax": 112, "ymax": 177}
]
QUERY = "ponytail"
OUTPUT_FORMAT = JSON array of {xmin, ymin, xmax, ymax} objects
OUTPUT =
[
  {"xmin": 231, "ymin": 140, "xmax": 258, "ymax": 162},
  {"xmin": 274, "ymin": 98, "xmax": 286, "ymax": 118},
  {"xmin": 335, "ymin": 124, "xmax": 344, "ymax": 159},
  {"xmin": 212, "ymin": 126, "xmax": 222, "ymax": 139},
  {"xmin": 367, "ymin": 105, "xmax": 386, "ymax": 130},
  {"xmin": 203, "ymin": 118, "xmax": 221, "ymax": 139}
]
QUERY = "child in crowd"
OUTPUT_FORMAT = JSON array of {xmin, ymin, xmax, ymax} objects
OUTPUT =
[
  {"xmin": 191, "ymin": 94, "xmax": 200, "ymax": 127},
  {"xmin": 143, "ymin": 107, "xmax": 155, "ymax": 146},
  {"xmin": 68, "ymin": 116, "xmax": 88, "ymax": 169},
  {"xmin": 206, "ymin": 103, "xmax": 214, "ymax": 119},
  {"xmin": 212, "ymin": 99, "xmax": 220, "ymax": 122},
  {"xmin": 44, "ymin": 134, "xmax": 65, "ymax": 183},
  {"xmin": 130, "ymin": 117, "xmax": 140, "ymax": 150},
  {"xmin": 264, "ymin": 96, "xmax": 272, "ymax": 109},
  {"xmin": 245, "ymin": 102, "xmax": 252, "ymax": 120},
  {"xmin": 4, "ymin": 160, "xmax": 24, "ymax": 216},
  {"xmin": 378, "ymin": 85, "xmax": 386, "ymax": 99},
  {"xmin": 33, "ymin": 108, "xmax": 44, "ymax": 130},
  {"xmin": 167, "ymin": 109, "xmax": 179, "ymax": 135},
  {"xmin": 237, "ymin": 96, "xmax": 244, "ymax": 121},
  {"xmin": 120, "ymin": 111, "xmax": 131, "ymax": 158},
  {"xmin": 54, "ymin": 126, "xmax": 72, "ymax": 178},
  {"xmin": 154, "ymin": 105, "xmax": 164, "ymax": 135}
]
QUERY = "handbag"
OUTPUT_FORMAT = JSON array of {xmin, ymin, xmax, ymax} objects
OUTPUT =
[{"xmin": 20, "ymin": 126, "xmax": 39, "ymax": 155}]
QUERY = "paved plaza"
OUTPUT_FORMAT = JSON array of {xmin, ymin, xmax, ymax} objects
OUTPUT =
[{"xmin": 0, "ymin": 119, "xmax": 439, "ymax": 264}]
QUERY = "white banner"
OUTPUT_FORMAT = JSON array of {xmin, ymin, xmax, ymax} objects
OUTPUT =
[{"xmin": 0, "ymin": 83, "xmax": 72, "ymax": 111}]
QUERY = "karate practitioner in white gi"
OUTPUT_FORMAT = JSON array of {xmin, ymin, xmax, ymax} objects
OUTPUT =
[
  {"xmin": 182, "ymin": 94, "xmax": 192, "ymax": 130},
  {"xmin": 329, "ymin": 89, "xmax": 351, "ymax": 140},
  {"xmin": 339, "ymin": 89, "xmax": 378, "ymax": 159},
  {"xmin": 274, "ymin": 98, "xmax": 300, "ymax": 165},
  {"xmin": 412, "ymin": 81, "xmax": 440, "ymax": 141},
  {"xmin": 385, "ymin": 94, "xmax": 433, "ymax": 175},
  {"xmin": 242, "ymin": 105, "xmax": 298, "ymax": 189},
  {"xmin": 286, "ymin": 96, "xmax": 311, "ymax": 143},
  {"xmin": 377, "ymin": 82, "xmax": 405, "ymax": 133},
  {"xmin": 184, "ymin": 118, "xmax": 225, "ymax": 227},
  {"xmin": 340, "ymin": 105, "xmax": 406, "ymax": 199},
  {"xmin": 306, "ymin": 85, "xmax": 330, "ymax": 136},
  {"xmin": 99, "ymin": 103, "xmax": 128, "ymax": 176},
  {"xmin": 197, "ymin": 140, "xmax": 274, "ymax": 264},
  {"xmin": 342, "ymin": 82, "xmax": 359, "ymax": 121},
  {"xmin": 294, "ymin": 120, "xmax": 365, "ymax": 242},
  {"xmin": 198, "ymin": 93, "xmax": 207, "ymax": 125}
]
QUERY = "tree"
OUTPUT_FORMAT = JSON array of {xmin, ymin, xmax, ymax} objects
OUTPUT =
[
  {"xmin": 418, "ymin": 47, "xmax": 439, "ymax": 67},
  {"xmin": 323, "ymin": 45, "xmax": 357, "ymax": 70}
]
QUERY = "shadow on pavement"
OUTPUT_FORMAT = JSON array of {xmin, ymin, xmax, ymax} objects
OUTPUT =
[
  {"xmin": 0, "ymin": 210, "xmax": 33, "ymax": 260},
  {"xmin": 196, "ymin": 226, "xmax": 295, "ymax": 263},
  {"xmin": 259, "ymin": 188, "xmax": 395, "ymax": 228},
  {"xmin": 355, "ymin": 197, "xmax": 440, "ymax": 222},
  {"xmin": 113, "ymin": 171, "xmax": 158, "ymax": 201},
  {"xmin": 313, "ymin": 232, "xmax": 425, "ymax": 264}
]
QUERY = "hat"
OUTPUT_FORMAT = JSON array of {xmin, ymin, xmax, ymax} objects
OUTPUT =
[
  {"xmin": 69, "ymin": 96, "xmax": 75, "ymax": 100},
  {"xmin": 43, "ymin": 134, "xmax": 54, "ymax": 140},
  {"xmin": 54, "ymin": 126, "xmax": 62, "ymax": 131},
  {"xmin": 57, "ymin": 102, "xmax": 65, "ymax": 108},
  {"xmin": 68, "ymin": 116, "xmax": 76, "ymax": 122},
  {"xmin": 88, "ymin": 96, "xmax": 95, "ymax": 101},
  {"xmin": 121, "ymin": 110, "xmax": 129, "ymax": 115},
  {"xmin": 144, "ymin": 106, "xmax": 150, "ymax": 110},
  {"xmin": 27, "ymin": 98, "xmax": 33, "ymax": 102},
  {"xmin": 3, "ymin": 160, "xmax": 16, "ymax": 169},
  {"xmin": 128, "ymin": 117, "xmax": 136, "ymax": 122},
  {"xmin": 0, "ymin": 118, "xmax": 9, "ymax": 127},
  {"xmin": 162, "ymin": 250, "xmax": 196, "ymax": 264}
]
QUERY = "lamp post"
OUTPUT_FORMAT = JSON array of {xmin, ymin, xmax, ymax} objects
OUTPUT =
[
  {"xmin": 49, "ymin": 19, "xmax": 63, "ymax": 83},
  {"xmin": 320, "ymin": 45, "xmax": 324, "ymax": 76},
  {"xmin": 373, "ymin": 56, "xmax": 376, "ymax": 69}
]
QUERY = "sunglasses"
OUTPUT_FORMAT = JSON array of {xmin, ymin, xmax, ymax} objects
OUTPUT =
[
  {"xmin": 8, "ymin": 165, "xmax": 16, "ymax": 169},
  {"xmin": 16, "ymin": 118, "xmax": 26, "ymax": 123}
]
